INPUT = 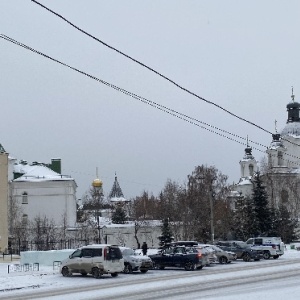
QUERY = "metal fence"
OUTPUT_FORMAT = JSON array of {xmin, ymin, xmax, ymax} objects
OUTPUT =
[{"xmin": 8, "ymin": 238, "xmax": 100, "ymax": 254}]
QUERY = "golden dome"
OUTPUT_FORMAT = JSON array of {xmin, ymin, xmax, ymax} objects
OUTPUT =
[{"xmin": 92, "ymin": 178, "xmax": 103, "ymax": 188}]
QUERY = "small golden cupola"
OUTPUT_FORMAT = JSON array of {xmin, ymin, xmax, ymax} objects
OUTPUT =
[
  {"xmin": 92, "ymin": 178, "xmax": 103, "ymax": 188},
  {"xmin": 92, "ymin": 167, "xmax": 103, "ymax": 188}
]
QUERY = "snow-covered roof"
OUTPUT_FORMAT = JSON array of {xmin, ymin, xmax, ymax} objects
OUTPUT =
[
  {"xmin": 237, "ymin": 177, "xmax": 252, "ymax": 186},
  {"xmin": 101, "ymin": 220, "xmax": 162, "ymax": 228},
  {"xmin": 13, "ymin": 162, "xmax": 74, "ymax": 182},
  {"xmin": 229, "ymin": 190, "xmax": 240, "ymax": 197},
  {"xmin": 110, "ymin": 196, "xmax": 128, "ymax": 203}
]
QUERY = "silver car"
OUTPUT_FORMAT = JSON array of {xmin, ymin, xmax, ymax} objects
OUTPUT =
[
  {"xmin": 196, "ymin": 245, "xmax": 217, "ymax": 266},
  {"xmin": 120, "ymin": 247, "xmax": 152, "ymax": 273},
  {"xmin": 208, "ymin": 244, "xmax": 237, "ymax": 264}
]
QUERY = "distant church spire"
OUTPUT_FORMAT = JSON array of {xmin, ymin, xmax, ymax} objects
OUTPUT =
[
  {"xmin": 0, "ymin": 144, "xmax": 5, "ymax": 153},
  {"xmin": 244, "ymin": 136, "xmax": 253, "ymax": 158},
  {"xmin": 291, "ymin": 86, "xmax": 295, "ymax": 102},
  {"xmin": 109, "ymin": 173, "xmax": 125, "ymax": 199}
]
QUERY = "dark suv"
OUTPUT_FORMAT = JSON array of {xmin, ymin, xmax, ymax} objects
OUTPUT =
[
  {"xmin": 149, "ymin": 246, "xmax": 204, "ymax": 271},
  {"xmin": 216, "ymin": 241, "xmax": 263, "ymax": 262}
]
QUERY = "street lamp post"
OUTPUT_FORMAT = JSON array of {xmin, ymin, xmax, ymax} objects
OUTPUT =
[
  {"xmin": 97, "ymin": 210, "xmax": 101, "ymax": 244},
  {"xmin": 92, "ymin": 170, "xmax": 103, "ymax": 244},
  {"xmin": 209, "ymin": 184, "xmax": 214, "ymax": 244},
  {"xmin": 197, "ymin": 175, "xmax": 215, "ymax": 244}
]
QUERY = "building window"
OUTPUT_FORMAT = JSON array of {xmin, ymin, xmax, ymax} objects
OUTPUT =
[
  {"xmin": 22, "ymin": 192, "xmax": 28, "ymax": 204},
  {"xmin": 249, "ymin": 164, "xmax": 254, "ymax": 176},
  {"xmin": 22, "ymin": 214, "xmax": 28, "ymax": 225},
  {"xmin": 278, "ymin": 151, "xmax": 283, "ymax": 166}
]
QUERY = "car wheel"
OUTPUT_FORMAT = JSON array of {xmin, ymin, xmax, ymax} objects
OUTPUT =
[
  {"xmin": 263, "ymin": 251, "xmax": 271, "ymax": 259},
  {"xmin": 219, "ymin": 256, "xmax": 228, "ymax": 264},
  {"xmin": 92, "ymin": 267, "xmax": 103, "ymax": 279},
  {"xmin": 140, "ymin": 269, "xmax": 148, "ymax": 273},
  {"xmin": 184, "ymin": 261, "xmax": 196, "ymax": 271},
  {"xmin": 124, "ymin": 264, "xmax": 133, "ymax": 274},
  {"xmin": 273, "ymin": 255, "xmax": 279, "ymax": 259},
  {"xmin": 61, "ymin": 266, "xmax": 71, "ymax": 277},
  {"xmin": 196, "ymin": 265, "xmax": 203, "ymax": 270},
  {"xmin": 242, "ymin": 253, "xmax": 251, "ymax": 262},
  {"xmin": 81, "ymin": 272, "xmax": 87, "ymax": 276},
  {"xmin": 111, "ymin": 273, "xmax": 118, "ymax": 277}
]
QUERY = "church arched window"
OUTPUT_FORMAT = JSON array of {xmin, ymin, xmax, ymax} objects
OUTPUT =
[{"xmin": 22, "ymin": 214, "xmax": 28, "ymax": 225}]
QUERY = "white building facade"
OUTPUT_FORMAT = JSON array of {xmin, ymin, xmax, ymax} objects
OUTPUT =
[
  {"xmin": 9, "ymin": 159, "xmax": 77, "ymax": 228},
  {"xmin": 0, "ymin": 145, "xmax": 9, "ymax": 252}
]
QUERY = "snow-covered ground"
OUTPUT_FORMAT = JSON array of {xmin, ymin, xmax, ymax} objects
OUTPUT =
[{"xmin": 1, "ymin": 247, "xmax": 300, "ymax": 299}]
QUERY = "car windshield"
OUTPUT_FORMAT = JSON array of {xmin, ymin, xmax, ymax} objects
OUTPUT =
[
  {"xmin": 197, "ymin": 247, "xmax": 208, "ymax": 254},
  {"xmin": 211, "ymin": 245, "xmax": 222, "ymax": 252},
  {"xmin": 234, "ymin": 242, "xmax": 247, "ymax": 249},
  {"xmin": 122, "ymin": 248, "xmax": 135, "ymax": 256}
]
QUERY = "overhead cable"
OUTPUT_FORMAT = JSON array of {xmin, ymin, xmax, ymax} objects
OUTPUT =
[
  {"xmin": 0, "ymin": 34, "xmax": 264, "ymax": 150},
  {"xmin": 3, "ymin": 34, "xmax": 300, "ymax": 165},
  {"xmin": 31, "ymin": 0, "xmax": 272, "ymax": 135}
]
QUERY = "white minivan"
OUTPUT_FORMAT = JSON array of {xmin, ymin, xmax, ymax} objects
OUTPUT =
[{"xmin": 60, "ymin": 244, "xmax": 124, "ymax": 278}]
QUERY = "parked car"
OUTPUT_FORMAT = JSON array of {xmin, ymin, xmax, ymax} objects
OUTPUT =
[
  {"xmin": 120, "ymin": 247, "xmax": 152, "ymax": 273},
  {"xmin": 149, "ymin": 246, "xmax": 204, "ymax": 271},
  {"xmin": 60, "ymin": 244, "xmax": 124, "ymax": 278},
  {"xmin": 208, "ymin": 244, "xmax": 237, "ymax": 264},
  {"xmin": 245, "ymin": 237, "xmax": 285, "ymax": 259},
  {"xmin": 195, "ymin": 244, "xmax": 217, "ymax": 266},
  {"xmin": 216, "ymin": 241, "xmax": 263, "ymax": 262},
  {"xmin": 171, "ymin": 241, "xmax": 217, "ymax": 266}
]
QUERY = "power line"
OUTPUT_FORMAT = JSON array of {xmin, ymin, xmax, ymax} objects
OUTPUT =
[
  {"xmin": 2, "ymin": 34, "xmax": 300, "ymax": 168},
  {"xmin": 0, "ymin": 34, "xmax": 261, "ymax": 149},
  {"xmin": 31, "ymin": 0, "xmax": 300, "ymax": 151},
  {"xmin": 31, "ymin": 0, "xmax": 272, "ymax": 135}
]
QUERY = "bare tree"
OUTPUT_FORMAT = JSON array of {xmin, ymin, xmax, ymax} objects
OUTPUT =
[
  {"xmin": 29, "ymin": 215, "xmax": 57, "ymax": 251},
  {"xmin": 186, "ymin": 165, "xmax": 230, "ymax": 242}
]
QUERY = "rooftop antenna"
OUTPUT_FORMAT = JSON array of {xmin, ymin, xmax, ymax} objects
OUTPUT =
[{"xmin": 291, "ymin": 86, "xmax": 295, "ymax": 102}]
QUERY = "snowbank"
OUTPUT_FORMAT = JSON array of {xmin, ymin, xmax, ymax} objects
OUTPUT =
[{"xmin": 20, "ymin": 249, "xmax": 74, "ymax": 266}]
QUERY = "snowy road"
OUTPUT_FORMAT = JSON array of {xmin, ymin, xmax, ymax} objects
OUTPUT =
[{"xmin": 1, "ymin": 250, "xmax": 300, "ymax": 300}]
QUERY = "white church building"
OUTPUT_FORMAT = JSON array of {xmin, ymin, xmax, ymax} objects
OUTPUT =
[{"xmin": 231, "ymin": 90, "xmax": 300, "ymax": 218}]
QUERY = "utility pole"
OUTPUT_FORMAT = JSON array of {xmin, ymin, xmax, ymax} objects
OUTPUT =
[
  {"xmin": 197, "ymin": 175, "xmax": 215, "ymax": 244},
  {"xmin": 209, "ymin": 181, "xmax": 215, "ymax": 243},
  {"xmin": 92, "ymin": 167, "xmax": 103, "ymax": 244}
]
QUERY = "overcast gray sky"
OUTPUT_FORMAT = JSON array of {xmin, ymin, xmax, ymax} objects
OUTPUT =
[{"xmin": 1, "ymin": 0, "xmax": 300, "ymax": 199}]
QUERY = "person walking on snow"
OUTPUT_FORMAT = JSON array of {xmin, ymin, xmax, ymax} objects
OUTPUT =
[{"xmin": 142, "ymin": 242, "xmax": 148, "ymax": 255}]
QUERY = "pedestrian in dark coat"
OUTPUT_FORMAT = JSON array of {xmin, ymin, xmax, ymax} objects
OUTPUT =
[{"xmin": 142, "ymin": 242, "xmax": 148, "ymax": 255}]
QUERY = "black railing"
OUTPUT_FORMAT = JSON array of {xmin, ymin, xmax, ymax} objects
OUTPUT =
[{"xmin": 9, "ymin": 238, "xmax": 99, "ymax": 254}]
